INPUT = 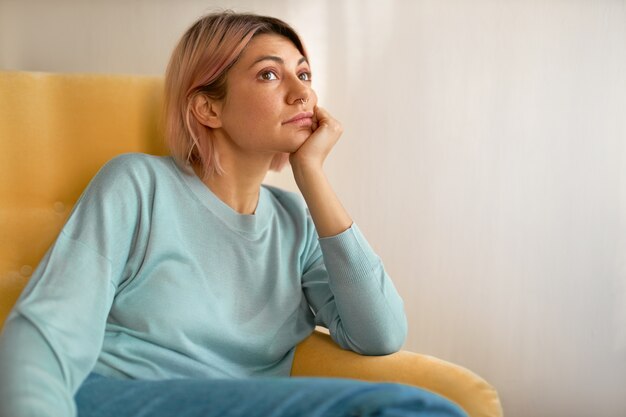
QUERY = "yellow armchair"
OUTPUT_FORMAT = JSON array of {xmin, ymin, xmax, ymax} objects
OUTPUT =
[{"xmin": 0, "ymin": 71, "xmax": 502, "ymax": 417}]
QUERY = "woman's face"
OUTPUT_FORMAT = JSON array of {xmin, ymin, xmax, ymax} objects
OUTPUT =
[{"xmin": 216, "ymin": 33, "xmax": 318, "ymax": 155}]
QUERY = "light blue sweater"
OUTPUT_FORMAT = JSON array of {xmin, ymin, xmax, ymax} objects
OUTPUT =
[{"xmin": 0, "ymin": 153, "xmax": 407, "ymax": 417}]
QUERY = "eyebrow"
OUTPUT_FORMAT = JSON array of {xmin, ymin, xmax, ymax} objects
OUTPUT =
[{"xmin": 248, "ymin": 55, "xmax": 308, "ymax": 69}]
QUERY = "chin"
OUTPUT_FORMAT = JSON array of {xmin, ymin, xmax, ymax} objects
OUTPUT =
[
  {"xmin": 288, "ymin": 129, "xmax": 310, "ymax": 141},
  {"xmin": 292, "ymin": 138, "xmax": 310, "ymax": 151}
]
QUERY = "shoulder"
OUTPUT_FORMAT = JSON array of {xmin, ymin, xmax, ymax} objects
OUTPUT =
[
  {"xmin": 90, "ymin": 153, "xmax": 172, "ymax": 187},
  {"xmin": 262, "ymin": 184, "xmax": 307, "ymax": 215},
  {"xmin": 262, "ymin": 185, "xmax": 321, "ymax": 264},
  {"xmin": 79, "ymin": 153, "xmax": 176, "ymax": 205},
  {"xmin": 96, "ymin": 152, "xmax": 169, "ymax": 177},
  {"xmin": 262, "ymin": 183, "xmax": 317, "ymax": 235}
]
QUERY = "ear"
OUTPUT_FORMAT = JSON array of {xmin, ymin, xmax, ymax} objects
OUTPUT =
[{"xmin": 190, "ymin": 93, "xmax": 223, "ymax": 129}]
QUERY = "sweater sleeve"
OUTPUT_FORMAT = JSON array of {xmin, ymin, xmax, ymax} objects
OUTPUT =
[
  {"xmin": 300, "ymin": 217, "xmax": 408, "ymax": 355},
  {"xmin": 0, "ymin": 155, "xmax": 144, "ymax": 417}
]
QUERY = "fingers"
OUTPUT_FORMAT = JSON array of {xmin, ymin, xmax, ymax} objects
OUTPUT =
[
  {"xmin": 311, "ymin": 105, "xmax": 321, "ymax": 131},
  {"xmin": 314, "ymin": 105, "xmax": 330, "ymax": 124},
  {"xmin": 311, "ymin": 111, "xmax": 319, "ymax": 131},
  {"xmin": 313, "ymin": 105, "xmax": 342, "ymax": 135},
  {"xmin": 313, "ymin": 105, "xmax": 338, "ymax": 129}
]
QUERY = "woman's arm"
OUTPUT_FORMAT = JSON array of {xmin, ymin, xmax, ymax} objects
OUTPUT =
[
  {"xmin": 290, "ymin": 105, "xmax": 351, "ymax": 238},
  {"xmin": 0, "ymin": 235, "xmax": 116, "ymax": 417},
  {"xmin": 0, "ymin": 155, "xmax": 146, "ymax": 417},
  {"xmin": 291, "ymin": 163, "xmax": 353, "ymax": 238},
  {"xmin": 292, "ymin": 106, "xmax": 407, "ymax": 355}
]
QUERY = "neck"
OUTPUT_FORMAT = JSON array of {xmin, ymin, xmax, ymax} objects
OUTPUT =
[
  {"xmin": 191, "ymin": 134, "xmax": 275, "ymax": 215},
  {"xmin": 192, "ymin": 164, "xmax": 262, "ymax": 215}
]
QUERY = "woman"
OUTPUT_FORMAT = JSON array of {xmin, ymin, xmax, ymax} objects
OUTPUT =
[{"xmin": 0, "ymin": 11, "xmax": 466, "ymax": 417}]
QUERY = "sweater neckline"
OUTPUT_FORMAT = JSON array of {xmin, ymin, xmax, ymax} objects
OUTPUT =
[{"xmin": 169, "ymin": 157, "xmax": 272, "ymax": 236}]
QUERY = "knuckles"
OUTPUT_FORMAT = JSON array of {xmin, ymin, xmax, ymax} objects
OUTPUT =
[{"xmin": 330, "ymin": 122, "xmax": 343, "ymax": 135}]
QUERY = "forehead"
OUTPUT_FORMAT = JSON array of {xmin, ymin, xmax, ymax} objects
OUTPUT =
[{"xmin": 237, "ymin": 33, "xmax": 305, "ymax": 65}]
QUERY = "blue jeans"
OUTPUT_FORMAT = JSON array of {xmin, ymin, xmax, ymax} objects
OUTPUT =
[{"xmin": 75, "ymin": 372, "xmax": 467, "ymax": 417}]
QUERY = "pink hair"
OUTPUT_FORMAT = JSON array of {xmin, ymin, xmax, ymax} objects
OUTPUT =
[{"xmin": 162, "ymin": 11, "xmax": 308, "ymax": 181}]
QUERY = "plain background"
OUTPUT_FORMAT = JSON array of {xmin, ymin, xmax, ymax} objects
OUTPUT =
[{"xmin": 1, "ymin": 0, "xmax": 625, "ymax": 416}]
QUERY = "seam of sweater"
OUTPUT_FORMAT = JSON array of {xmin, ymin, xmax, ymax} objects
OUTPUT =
[{"xmin": 59, "ymin": 230, "xmax": 117, "ymax": 289}]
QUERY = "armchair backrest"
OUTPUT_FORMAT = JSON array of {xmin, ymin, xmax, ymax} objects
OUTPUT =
[{"xmin": 0, "ymin": 71, "xmax": 167, "ymax": 325}]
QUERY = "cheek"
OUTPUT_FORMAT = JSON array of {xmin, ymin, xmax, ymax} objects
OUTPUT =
[
  {"xmin": 256, "ymin": 96, "xmax": 280, "ymax": 122},
  {"xmin": 225, "ymin": 96, "xmax": 268, "ymax": 131},
  {"xmin": 239, "ymin": 95, "xmax": 279, "ymax": 126},
  {"xmin": 223, "ymin": 96, "xmax": 284, "ymax": 148}
]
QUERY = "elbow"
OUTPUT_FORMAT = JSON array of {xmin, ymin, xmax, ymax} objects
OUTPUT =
[
  {"xmin": 379, "ymin": 309, "xmax": 408, "ymax": 354},
  {"xmin": 376, "ymin": 328, "xmax": 407, "ymax": 355},
  {"xmin": 360, "ymin": 319, "xmax": 408, "ymax": 356},
  {"xmin": 333, "ymin": 311, "xmax": 408, "ymax": 356}
]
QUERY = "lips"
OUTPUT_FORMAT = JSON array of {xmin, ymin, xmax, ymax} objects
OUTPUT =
[{"xmin": 283, "ymin": 111, "xmax": 314, "ymax": 124}]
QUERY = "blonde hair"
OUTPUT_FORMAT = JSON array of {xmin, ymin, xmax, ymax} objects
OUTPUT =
[{"xmin": 162, "ymin": 10, "xmax": 308, "ymax": 180}]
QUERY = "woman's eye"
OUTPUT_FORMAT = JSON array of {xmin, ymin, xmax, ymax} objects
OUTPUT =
[
  {"xmin": 299, "ymin": 72, "xmax": 312, "ymax": 81},
  {"xmin": 259, "ymin": 70, "xmax": 278, "ymax": 81}
]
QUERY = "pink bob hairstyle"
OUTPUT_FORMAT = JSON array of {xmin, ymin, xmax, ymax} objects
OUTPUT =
[{"xmin": 162, "ymin": 10, "xmax": 308, "ymax": 180}]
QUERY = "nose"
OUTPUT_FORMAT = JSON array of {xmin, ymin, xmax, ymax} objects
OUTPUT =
[{"xmin": 286, "ymin": 74, "xmax": 311, "ymax": 105}]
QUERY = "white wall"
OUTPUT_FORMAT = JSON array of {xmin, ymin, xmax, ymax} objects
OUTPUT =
[{"xmin": 2, "ymin": 1, "xmax": 625, "ymax": 416}]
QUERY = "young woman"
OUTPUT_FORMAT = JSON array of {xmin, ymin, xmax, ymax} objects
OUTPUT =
[{"xmin": 0, "ymin": 11, "xmax": 466, "ymax": 417}]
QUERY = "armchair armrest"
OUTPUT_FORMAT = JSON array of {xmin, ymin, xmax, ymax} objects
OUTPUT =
[{"xmin": 292, "ymin": 329, "xmax": 502, "ymax": 417}]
